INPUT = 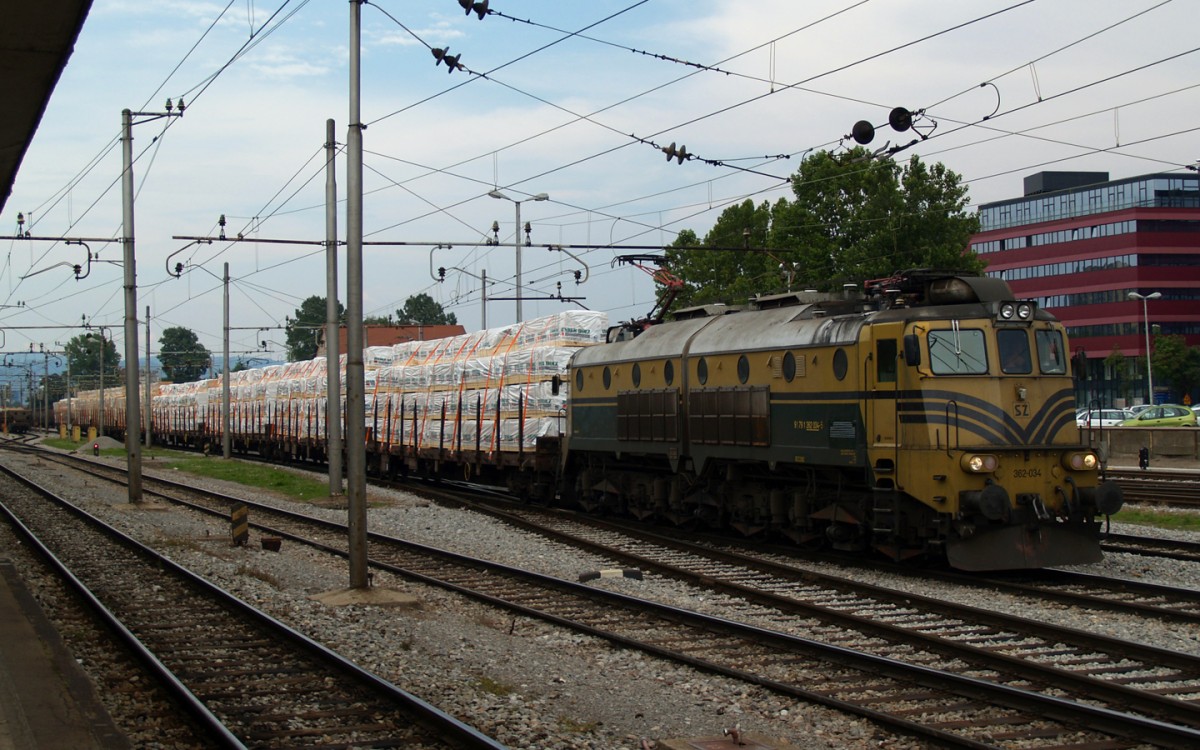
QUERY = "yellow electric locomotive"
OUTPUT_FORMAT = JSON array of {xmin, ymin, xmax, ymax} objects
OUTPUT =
[{"xmin": 564, "ymin": 270, "xmax": 1122, "ymax": 571}]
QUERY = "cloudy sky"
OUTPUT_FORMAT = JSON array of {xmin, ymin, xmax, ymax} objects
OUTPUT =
[{"xmin": 2, "ymin": 0, "xmax": 1197, "ymax": 368}]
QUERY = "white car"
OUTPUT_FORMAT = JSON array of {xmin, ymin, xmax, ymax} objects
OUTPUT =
[
  {"xmin": 1077, "ymin": 409, "xmax": 1130, "ymax": 428},
  {"xmin": 1126, "ymin": 404, "xmax": 1155, "ymax": 418}
]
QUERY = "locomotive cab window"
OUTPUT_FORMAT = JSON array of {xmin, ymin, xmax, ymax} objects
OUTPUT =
[
  {"xmin": 997, "ymin": 329, "xmax": 1032, "ymax": 375},
  {"xmin": 928, "ymin": 329, "xmax": 988, "ymax": 375},
  {"xmin": 1035, "ymin": 330, "xmax": 1066, "ymax": 374}
]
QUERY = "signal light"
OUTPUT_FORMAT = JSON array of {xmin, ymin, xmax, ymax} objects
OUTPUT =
[{"xmin": 662, "ymin": 142, "xmax": 690, "ymax": 164}]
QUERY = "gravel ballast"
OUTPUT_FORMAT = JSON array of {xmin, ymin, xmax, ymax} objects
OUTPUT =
[{"xmin": 4, "ymin": 448, "xmax": 1198, "ymax": 749}]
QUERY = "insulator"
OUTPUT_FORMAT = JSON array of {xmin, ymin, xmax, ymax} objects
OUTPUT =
[
  {"xmin": 661, "ymin": 142, "xmax": 690, "ymax": 164},
  {"xmin": 889, "ymin": 107, "xmax": 913, "ymax": 132},
  {"xmin": 851, "ymin": 120, "xmax": 875, "ymax": 145}
]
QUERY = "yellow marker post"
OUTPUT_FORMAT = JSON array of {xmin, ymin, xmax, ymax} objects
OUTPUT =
[{"xmin": 230, "ymin": 502, "xmax": 249, "ymax": 546}]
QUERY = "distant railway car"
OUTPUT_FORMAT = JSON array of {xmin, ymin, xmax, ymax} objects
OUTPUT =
[
  {"xmin": 0, "ymin": 407, "xmax": 32, "ymax": 434},
  {"xmin": 63, "ymin": 271, "xmax": 1122, "ymax": 570}
]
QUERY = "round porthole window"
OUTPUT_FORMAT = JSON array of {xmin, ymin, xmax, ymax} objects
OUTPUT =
[
  {"xmin": 833, "ymin": 348, "xmax": 849, "ymax": 381},
  {"xmin": 603, "ymin": 366, "xmax": 612, "ymax": 389},
  {"xmin": 783, "ymin": 351, "xmax": 796, "ymax": 382},
  {"xmin": 697, "ymin": 357, "xmax": 708, "ymax": 385},
  {"xmin": 664, "ymin": 360, "xmax": 674, "ymax": 386},
  {"xmin": 632, "ymin": 362, "xmax": 642, "ymax": 387},
  {"xmin": 737, "ymin": 355, "xmax": 750, "ymax": 384},
  {"xmin": 575, "ymin": 369, "xmax": 584, "ymax": 391}
]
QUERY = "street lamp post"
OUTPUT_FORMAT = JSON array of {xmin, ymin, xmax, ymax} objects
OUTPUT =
[
  {"xmin": 1128, "ymin": 291, "xmax": 1161, "ymax": 404},
  {"xmin": 488, "ymin": 190, "xmax": 549, "ymax": 323}
]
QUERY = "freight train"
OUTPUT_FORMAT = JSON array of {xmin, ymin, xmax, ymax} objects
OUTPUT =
[{"xmin": 58, "ymin": 270, "xmax": 1122, "ymax": 571}]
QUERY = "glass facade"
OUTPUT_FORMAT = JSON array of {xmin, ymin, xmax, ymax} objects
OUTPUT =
[
  {"xmin": 986, "ymin": 253, "xmax": 1200, "ymax": 282},
  {"xmin": 978, "ymin": 175, "xmax": 1200, "ymax": 232},
  {"xmin": 973, "ymin": 172, "xmax": 1200, "ymax": 409}
]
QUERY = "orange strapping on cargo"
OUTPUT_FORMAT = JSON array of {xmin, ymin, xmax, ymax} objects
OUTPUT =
[{"xmin": 486, "ymin": 322, "xmax": 526, "ymax": 454}]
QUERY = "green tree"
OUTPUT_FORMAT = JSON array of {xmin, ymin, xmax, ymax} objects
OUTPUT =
[
  {"xmin": 664, "ymin": 149, "xmax": 981, "ymax": 308},
  {"xmin": 395, "ymin": 293, "xmax": 456, "ymax": 325},
  {"xmin": 158, "ymin": 326, "xmax": 211, "ymax": 383},
  {"xmin": 286, "ymin": 296, "xmax": 344, "ymax": 362},
  {"xmin": 1151, "ymin": 334, "xmax": 1200, "ymax": 401},
  {"xmin": 63, "ymin": 332, "xmax": 120, "ymax": 389}
]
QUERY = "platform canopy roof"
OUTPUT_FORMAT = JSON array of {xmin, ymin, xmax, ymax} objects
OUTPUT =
[{"xmin": 0, "ymin": 0, "xmax": 93, "ymax": 215}]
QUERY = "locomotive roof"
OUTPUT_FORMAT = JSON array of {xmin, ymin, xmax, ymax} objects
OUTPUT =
[{"xmin": 572, "ymin": 302, "xmax": 871, "ymax": 365}]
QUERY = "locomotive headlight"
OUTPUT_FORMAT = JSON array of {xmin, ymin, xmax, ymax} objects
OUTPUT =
[
  {"xmin": 1016, "ymin": 302, "xmax": 1034, "ymax": 320},
  {"xmin": 999, "ymin": 303, "xmax": 1016, "ymax": 320},
  {"xmin": 961, "ymin": 454, "xmax": 999, "ymax": 473},
  {"xmin": 1063, "ymin": 452, "xmax": 1099, "ymax": 471}
]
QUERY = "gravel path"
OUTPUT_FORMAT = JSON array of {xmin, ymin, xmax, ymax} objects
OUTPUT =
[{"xmin": 6, "ymin": 446, "xmax": 1200, "ymax": 749}]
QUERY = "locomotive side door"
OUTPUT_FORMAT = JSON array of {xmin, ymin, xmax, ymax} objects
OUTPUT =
[{"xmin": 867, "ymin": 323, "xmax": 902, "ymax": 480}]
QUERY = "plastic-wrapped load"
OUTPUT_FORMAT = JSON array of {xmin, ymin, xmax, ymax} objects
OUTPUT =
[
  {"xmin": 364, "ymin": 347, "xmax": 394, "ymax": 369},
  {"xmin": 514, "ymin": 310, "xmax": 608, "ymax": 349}
]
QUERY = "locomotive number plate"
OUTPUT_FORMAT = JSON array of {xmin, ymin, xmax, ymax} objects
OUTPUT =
[
  {"xmin": 1012, "ymin": 468, "xmax": 1042, "ymax": 479},
  {"xmin": 793, "ymin": 420, "xmax": 824, "ymax": 431}
]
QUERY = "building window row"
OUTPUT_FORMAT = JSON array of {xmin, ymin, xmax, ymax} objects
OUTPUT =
[
  {"xmin": 1067, "ymin": 322, "xmax": 1200, "ymax": 339},
  {"xmin": 986, "ymin": 254, "xmax": 1135, "ymax": 281},
  {"xmin": 987, "ymin": 252, "xmax": 1200, "ymax": 282},
  {"xmin": 971, "ymin": 220, "xmax": 1137, "ymax": 254},
  {"xmin": 979, "ymin": 176, "xmax": 1200, "ymax": 232},
  {"xmin": 1036, "ymin": 288, "xmax": 1200, "ymax": 309}
]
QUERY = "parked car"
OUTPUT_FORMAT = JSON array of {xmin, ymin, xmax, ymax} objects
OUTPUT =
[
  {"xmin": 1077, "ymin": 408, "xmax": 1130, "ymax": 428},
  {"xmin": 1118, "ymin": 404, "xmax": 1198, "ymax": 427},
  {"xmin": 1126, "ymin": 404, "xmax": 1155, "ymax": 418}
]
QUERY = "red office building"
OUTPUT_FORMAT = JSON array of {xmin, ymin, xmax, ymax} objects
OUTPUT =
[{"xmin": 971, "ymin": 170, "xmax": 1200, "ymax": 408}]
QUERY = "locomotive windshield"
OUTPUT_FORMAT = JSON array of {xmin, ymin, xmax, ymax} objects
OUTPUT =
[
  {"xmin": 928, "ymin": 329, "xmax": 987, "ymax": 374},
  {"xmin": 1036, "ymin": 330, "xmax": 1067, "ymax": 374},
  {"xmin": 927, "ymin": 327, "xmax": 1069, "ymax": 376},
  {"xmin": 998, "ymin": 329, "xmax": 1032, "ymax": 374}
]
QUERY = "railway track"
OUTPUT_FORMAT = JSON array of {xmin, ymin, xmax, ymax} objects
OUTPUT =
[
  {"xmin": 1107, "ymin": 468, "xmax": 1200, "ymax": 507},
  {"xmin": 0, "ymin": 460, "xmax": 506, "ymax": 750},
  {"xmin": 16, "ymin": 448, "xmax": 1200, "ymax": 749},
  {"xmin": 1101, "ymin": 531, "xmax": 1200, "ymax": 562}
]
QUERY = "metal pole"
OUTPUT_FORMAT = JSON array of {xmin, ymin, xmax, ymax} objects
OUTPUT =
[
  {"xmin": 65, "ymin": 352, "xmax": 71, "ymax": 434},
  {"xmin": 325, "ymin": 118, "xmax": 343, "ymax": 496},
  {"xmin": 120, "ymin": 108, "xmax": 143, "ymax": 502},
  {"xmin": 514, "ymin": 200, "xmax": 522, "ymax": 323},
  {"xmin": 144, "ymin": 305, "xmax": 152, "ymax": 447},
  {"xmin": 481, "ymin": 269, "xmax": 487, "ymax": 329},
  {"xmin": 97, "ymin": 330, "xmax": 104, "ymax": 438},
  {"xmin": 222, "ymin": 262, "xmax": 231, "ymax": 459},
  {"xmin": 347, "ymin": 0, "xmax": 368, "ymax": 589},
  {"xmin": 1143, "ymin": 296, "xmax": 1154, "ymax": 404},
  {"xmin": 42, "ymin": 353, "xmax": 49, "ymax": 431},
  {"xmin": 1128, "ymin": 291, "xmax": 1161, "ymax": 405}
]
